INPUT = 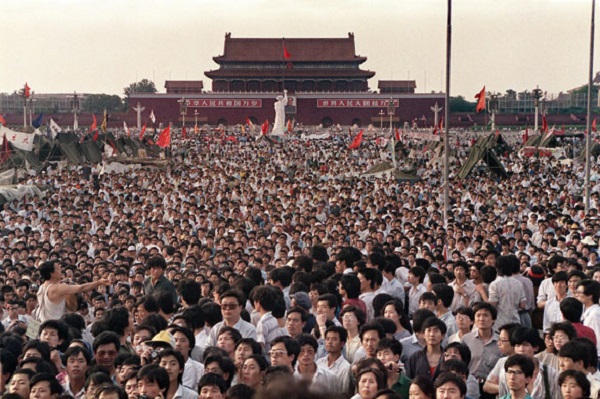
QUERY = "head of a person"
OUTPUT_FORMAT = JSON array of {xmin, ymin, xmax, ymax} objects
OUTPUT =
[
  {"xmin": 38, "ymin": 320, "xmax": 70, "ymax": 350},
  {"xmin": 510, "ymin": 326, "xmax": 540, "ymax": 359},
  {"xmin": 92, "ymin": 332, "xmax": 121, "ymax": 370},
  {"xmin": 29, "ymin": 372, "xmax": 63, "ymax": 399},
  {"xmin": 408, "ymin": 375, "xmax": 435, "ymax": 399},
  {"xmin": 558, "ymin": 340, "xmax": 590, "ymax": 372},
  {"xmin": 504, "ymin": 354, "xmax": 535, "ymax": 393},
  {"xmin": 359, "ymin": 322, "xmax": 385, "ymax": 358},
  {"xmin": 549, "ymin": 321, "xmax": 577, "ymax": 352},
  {"xmin": 137, "ymin": 364, "xmax": 170, "ymax": 399},
  {"xmin": 575, "ymin": 280, "xmax": 600, "ymax": 305},
  {"xmin": 233, "ymin": 338, "xmax": 262, "ymax": 368},
  {"xmin": 269, "ymin": 336, "xmax": 300, "ymax": 370},
  {"xmin": 198, "ymin": 372, "xmax": 228, "ymax": 399},
  {"xmin": 471, "ymin": 302, "xmax": 497, "ymax": 332},
  {"xmin": 356, "ymin": 367, "xmax": 386, "ymax": 399},
  {"xmin": 497, "ymin": 323, "xmax": 519, "ymax": 356},
  {"xmin": 157, "ymin": 348, "xmax": 185, "ymax": 384},
  {"xmin": 375, "ymin": 338, "xmax": 402, "ymax": 369},
  {"xmin": 421, "ymin": 317, "xmax": 446, "ymax": 347},
  {"xmin": 240, "ymin": 354, "xmax": 269, "ymax": 389},
  {"xmin": 95, "ymin": 385, "xmax": 128, "ymax": 399},
  {"xmin": 560, "ymin": 297, "xmax": 584, "ymax": 324},
  {"xmin": 84, "ymin": 371, "xmax": 113, "ymax": 399},
  {"xmin": 147, "ymin": 256, "xmax": 167, "ymax": 280},
  {"xmin": 444, "ymin": 342, "xmax": 471, "ymax": 365},
  {"xmin": 8, "ymin": 368, "xmax": 35, "ymax": 399},
  {"xmin": 62, "ymin": 345, "xmax": 91, "ymax": 381},
  {"xmin": 558, "ymin": 369, "xmax": 591, "ymax": 399},
  {"xmin": 433, "ymin": 372, "xmax": 466, "ymax": 399},
  {"xmin": 324, "ymin": 325, "xmax": 347, "ymax": 356}
]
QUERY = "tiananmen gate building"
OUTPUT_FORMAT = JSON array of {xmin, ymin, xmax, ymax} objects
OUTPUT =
[{"xmin": 129, "ymin": 33, "xmax": 444, "ymax": 128}]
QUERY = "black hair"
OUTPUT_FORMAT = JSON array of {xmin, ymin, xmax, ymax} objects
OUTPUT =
[
  {"xmin": 62, "ymin": 345, "xmax": 91, "ymax": 366},
  {"xmin": 269, "ymin": 336, "xmax": 301, "ymax": 367},
  {"xmin": 421, "ymin": 316, "xmax": 447, "ymax": 336},
  {"xmin": 557, "ymin": 369, "xmax": 591, "ymax": 398},
  {"xmin": 30, "ymin": 372, "xmax": 64, "ymax": 395},
  {"xmin": 409, "ymin": 376, "xmax": 435, "ymax": 399},
  {"xmin": 558, "ymin": 340, "xmax": 590, "ymax": 369},
  {"xmin": 433, "ymin": 372, "xmax": 467, "ymax": 396},
  {"xmin": 92, "ymin": 331, "xmax": 121, "ymax": 353},
  {"xmin": 445, "ymin": 342, "xmax": 472, "ymax": 365},
  {"xmin": 181, "ymin": 305, "xmax": 206, "ymax": 330},
  {"xmin": 408, "ymin": 266, "xmax": 426, "ymax": 283},
  {"xmin": 157, "ymin": 348, "xmax": 185, "ymax": 384},
  {"xmin": 100, "ymin": 306, "xmax": 131, "ymax": 337},
  {"xmin": 137, "ymin": 364, "xmax": 170, "ymax": 393},
  {"xmin": 411, "ymin": 309, "xmax": 436, "ymax": 333},
  {"xmin": 549, "ymin": 321, "xmax": 577, "ymax": 341},
  {"xmin": 295, "ymin": 334, "xmax": 318, "ymax": 352},
  {"xmin": 431, "ymin": 284, "xmax": 454, "ymax": 308},
  {"xmin": 375, "ymin": 338, "xmax": 402, "ymax": 356},
  {"xmin": 472, "ymin": 301, "xmax": 498, "ymax": 321},
  {"xmin": 339, "ymin": 274, "xmax": 361, "ymax": 299},
  {"xmin": 504, "ymin": 354, "xmax": 535, "ymax": 378},
  {"xmin": 439, "ymin": 359, "xmax": 470, "ymax": 378},
  {"xmin": 359, "ymin": 322, "xmax": 385, "ymax": 340},
  {"xmin": 510, "ymin": 326, "xmax": 540, "ymax": 348},
  {"xmin": 235, "ymin": 338, "xmax": 262, "ymax": 355},
  {"xmin": 325, "ymin": 325, "xmax": 348, "ymax": 343},
  {"xmin": 95, "ymin": 385, "xmax": 127, "ymax": 399},
  {"xmin": 560, "ymin": 297, "xmax": 584, "ymax": 323}
]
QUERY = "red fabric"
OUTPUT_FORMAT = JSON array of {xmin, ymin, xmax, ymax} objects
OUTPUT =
[
  {"xmin": 593, "ymin": 118, "xmax": 597, "ymax": 132},
  {"xmin": 287, "ymin": 119, "xmax": 293, "ymax": 132},
  {"xmin": 542, "ymin": 115, "xmax": 548, "ymax": 133},
  {"xmin": 157, "ymin": 125, "xmax": 171, "ymax": 148},
  {"xmin": 572, "ymin": 322, "xmax": 597, "ymax": 346},
  {"xmin": 139, "ymin": 123, "xmax": 147, "ymax": 140},
  {"xmin": 182, "ymin": 126, "xmax": 187, "ymax": 139},
  {"xmin": 475, "ymin": 86, "xmax": 486, "ymax": 113},
  {"xmin": 0, "ymin": 135, "xmax": 10, "ymax": 164},
  {"xmin": 0, "ymin": 115, "xmax": 5, "ymax": 125},
  {"xmin": 348, "ymin": 130, "xmax": 364, "ymax": 149},
  {"xmin": 341, "ymin": 298, "xmax": 367, "ymax": 315},
  {"xmin": 90, "ymin": 114, "xmax": 97, "ymax": 133},
  {"xmin": 24, "ymin": 83, "xmax": 31, "ymax": 98},
  {"xmin": 93, "ymin": 130, "xmax": 99, "ymax": 142},
  {"xmin": 283, "ymin": 44, "xmax": 291, "ymax": 59},
  {"xmin": 523, "ymin": 128, "xmax": 529, "ymax": 144},
  {"xmin": 261, "ymin": 119, "xmax": 269, "ymax": 135},
  {"xmin": 395, "ymin": 128, "xmax": 401, "ymax": 141}
]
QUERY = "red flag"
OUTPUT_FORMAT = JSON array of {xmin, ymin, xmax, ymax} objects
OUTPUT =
[
  {"xmin": 108, "ymin": 139, "xmax": 118, "ymax": 155},
  {"xmin": 246, "ymin": 118, "xmax": 253, "ymax": 127},
  {"xmin": 283, "ymin": 44, "xmax": 291, "ymax": 60},
  {"xmin": 395, "ymin": 128, "xmax": 401, "ymax": 142},
  {"xmin": 593, "ymin": 118, "xmax": 597, "ymax": 132},
  {"xmin": 24, "ymin": 83, "xmax": 31, "ymax": 98},
  {"xmin": 182, "ymin": 126, "xmax": 187, "ymax": 139},
  {"xmin": 348, "ymin": 130, "xmax": 364, "ymax": 150},
  {"xmin": 157, "ymin": 125, "xmax": 171, "ymax": 147},
  {"xmin": 287, "ymin": 119, "xmax": 293, "ymax": 132},
  {"xmin": 523, "ymin": 128, "xmax": 529, "ymax": 144},
  {"xmin": 93, "ymin": 130, "xmax": 99, "ymax": 142},
  {"xmin": 0, "ymin": 115, "xmax": 5, "ymax": 126},
  {"xmin": 542, "ymin": 115, "xmax": 548, "ymax": 133},
  {"xmin": 139, "ymin": 123, "xmax": 147, "ymax": 140},
  {"xmin": 261, "ymin": 120, "xmax": 269, "ymax": 135},
  {"xmin": 475, "ymin": 86, "xmax": 486, "ymax": 113},
  {"xmin": 90, "ymin": 114, "xmax": 97, "ymax": 132}
]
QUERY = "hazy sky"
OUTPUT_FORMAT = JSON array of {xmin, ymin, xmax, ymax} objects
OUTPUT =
[{"xmin": 1, "ymin": 0, "xmax": 597, "ymax": 99}]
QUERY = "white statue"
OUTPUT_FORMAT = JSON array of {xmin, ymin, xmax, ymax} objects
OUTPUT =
[{"xmin": 272, "ymin": 90, "xmax": 288, "ymax": 135}]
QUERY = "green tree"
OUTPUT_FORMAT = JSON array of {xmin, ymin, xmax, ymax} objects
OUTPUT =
[
  {"xmin": 123, "ymin": 79, "xmax": 157, "ymax": 97},
  {"xmin": 449, "ymin": 96, "xmax": 475, "ymax": 112},
  {"xmin": 83, "ymin": 94, "xmax": 124, "ymax": 113}
]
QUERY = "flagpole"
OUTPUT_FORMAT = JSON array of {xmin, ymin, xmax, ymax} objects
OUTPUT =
[
  {"xmin": 443, "ymin": 0, "xmax": 452, "ymax": 227},
  {"xmin": 282, "ymin": 38, "xmax": 286, "ymax": 93},
  {"xmin": 585, "ymin": 0, "xmax": 596, "ymax": 212}
]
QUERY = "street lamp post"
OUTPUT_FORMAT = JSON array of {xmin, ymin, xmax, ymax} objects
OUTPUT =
[
  {"xmin": 70, "ymin": 92, "xmax": 80, "ymax": 130},
  {"xmin": 489, "ymin": 93, "xmax": 499, "ymax": 131},
  {"xmin": 28, "ymin": 93, "xmax": 35, "ymax": 127},
  {"xmin": 194, "ymin": 109, "xmax": 198, "ymax": 129},
  {"xmin": 532, "ymin": 86, "xmax": 543, "ymax": 133},
  {"xmin": 387, "ymin": 98, "xmax": 396, "ymax": 167},
  {"xmin": 379, "ymin": 109, "xmax": 385, "ymax": 130},
  {"xmin": 178, "ymin": 97, "xmax": 188, "ymax": 128}
]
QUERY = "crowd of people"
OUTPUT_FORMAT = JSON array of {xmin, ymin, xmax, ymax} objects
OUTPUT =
[{"xmin": 0, "ymin": 127, "xmax": 597, "ymax": 399}]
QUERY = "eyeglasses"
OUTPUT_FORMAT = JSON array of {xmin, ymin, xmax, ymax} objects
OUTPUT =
[
  {"xmin": 268, "ymin": 350, "xmax": 287, "ymax": 358},
  {"xmin": 506, "ymin": 369, "xmax": 525, "ymax": 376},
  {"xmin": 221, "ymin": 303, "xmax": 239, "ymax": 310}
]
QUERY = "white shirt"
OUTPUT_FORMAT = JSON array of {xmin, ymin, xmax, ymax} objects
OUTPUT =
[
  {"xmin": 205, "ymin": 318, "xmax": 257, "ymax": 348},
  {"xmin": 316, "ymin": 355, "xmax": 352, "ymax": 393},
  {"xmin": 294, "ymin": 363, "xmax": 338, "ymax": 393},
  {"xmin": 182, "ymin": 357, "xmax": 205, "ymax": 391},
  {"xmin": 583, "ymin": 303, "xmax": 600, "ymax": 356}
]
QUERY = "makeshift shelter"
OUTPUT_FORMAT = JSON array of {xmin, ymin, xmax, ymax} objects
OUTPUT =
[
  {"xmin": 457, "ymin": 133, "xmax": 508, "ymax": 180},
  {"xmin": 362, "ymin": 161, "xmax": 421, "ymax": 182}
]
